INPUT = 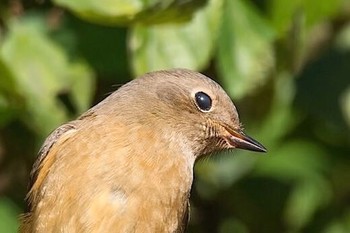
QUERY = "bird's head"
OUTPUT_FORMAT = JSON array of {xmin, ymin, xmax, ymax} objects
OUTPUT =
[{"xmin": 99, "ymin": 69, "xmax": 266, "ymax": 158}]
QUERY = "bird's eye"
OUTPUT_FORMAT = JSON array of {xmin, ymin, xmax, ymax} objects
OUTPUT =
[{"xmin": 195, "ymin": 92, "xmax": 212, "ymax": 112}]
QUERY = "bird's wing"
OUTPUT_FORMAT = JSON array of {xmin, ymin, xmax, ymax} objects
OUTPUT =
[
  {"xmin": 26, "ymin": 122, "xmax": 78, "ymax": 209},
  {"xmin": 20, "ymin": 122, "xmax": 79, "ymax": 232}
]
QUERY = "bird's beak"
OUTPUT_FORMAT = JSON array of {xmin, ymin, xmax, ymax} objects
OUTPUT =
[{"xmin": 225, "ymin": 127, "xmax": 267, "ymax": 153}]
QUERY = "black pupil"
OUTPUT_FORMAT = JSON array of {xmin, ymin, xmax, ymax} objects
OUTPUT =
[{"xmin": 195, "ymin": 92, "xmax": 212, "ymax": 111}]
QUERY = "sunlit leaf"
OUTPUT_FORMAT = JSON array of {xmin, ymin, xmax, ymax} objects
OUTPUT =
[
  {"xmin": 0, "ymin": 17, "xmax": 94, "ymax": 135},
  {"xmin": 268, "ymin": 0, "xmax": 342, "ymax": 36},
  {"xmin": 129, "ymin": 0, "xmax": 222, "ymax": 75},
  {"xmin": 217, "ymin": 0, "xmax": 275, "ymax": 99},
  {"xmin": 54, "ymin": 0, "xmax": 207, "ymax": 25}
]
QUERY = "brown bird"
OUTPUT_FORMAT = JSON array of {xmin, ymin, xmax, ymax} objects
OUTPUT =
[{"xmin": 20, "ymin": 69, "xmax": 266, "ymax": 233}]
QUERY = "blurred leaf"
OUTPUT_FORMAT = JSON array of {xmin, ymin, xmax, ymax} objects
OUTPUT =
[
  {"xmin": 217, "ymin": 0, "xmax": 275, "ymax": 99},
  {"xmin": 0, "ymin": 93, "xmax": 12, "ymax": 127},
  {"xmin": 54, "ymin": 0, "xmax": 206, "ymax": 25},
  {"xmin": 257, "ymin": 72, "xmax": 300, "ymax": 147},
  {"xmin": 62, "ymin": 17, "xmax": 129, "ymax": 77},
  {"xmin": 219, "ymin": 217, "xmax": 249, "ymax": 233},
  {"xmin": 0, "ymin": 17, "xmax": 94, "ymax": 135},
  {"xmin": 0, "ymin": 197, "xmax": 19, "ymax": 233},
  {"xmin": 129, "ymin": 0, "xmax": 222, "ymax": 75},
  {"xmin": 254, "ymin": 140, "xmax": 331, "ymax": 229},
  {"xmin": 254, "ymin": 140, "xmax": 329, "ymax": 181},
  {"xmin": 340, "ymin": 87, "xmax": 350, "ymax": 128},
  {"xmin": 324, "ymin": 210, "xmax": 350, "ymax": 233},
  {"xmin": 295, "ymin": 44, "xmax": 350, "ymax": 144},
  {"xmin": 0, "ymin": 57, "xmax": 17, "ymax": 126},
  {"xmin": 268, "ymin": 0, "xmax": 342, "ymax": 36},
  {"xmin": 69, "ymin": 61, "xmax": 94, "ymax": 113},
  {"xmin": 335, "ymin": 22, "xmax": 350, "ymax": 50},
  {"xmin": 0, "ymin": 57, "xmax": 16, "ymax": 93},
  {"xmin": 266, "ymin": 0, "xmax": 343, "ymax": 73},
  {"xmin": 195, "ymin": 152, "xmax": 257, "ymax": 199},
  {"xmin": 286, "ymin": 178, "xmax": 331, "ymax": 229},
  {"xmin": 335, "ymin": 23, "xmax": 350, "ymax": 129}
]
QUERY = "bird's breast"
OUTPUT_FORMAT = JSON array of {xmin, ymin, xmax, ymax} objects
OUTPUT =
[
  {"xmin": 89, "ymin": 124, "xmax": 195, "ymax": 232},
  {"xmin": 84, "ymin": 149, "xmax": 194, "ymax": 232}
]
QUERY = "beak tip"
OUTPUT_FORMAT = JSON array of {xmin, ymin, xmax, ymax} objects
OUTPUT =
[
  {"xmin": 243, "ymin": 142, "xmax": 267, "ymax": 153},
  {"xmin": 230, "ymin": 131, "xmax": 267, "ymax": 153},
  {"xmin": 257, "ymin": 145, "xmax": 268, "ymax": 153}
]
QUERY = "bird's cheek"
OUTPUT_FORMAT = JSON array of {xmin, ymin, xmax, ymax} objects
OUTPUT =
[
  {"xmin": 211, "ymin": 126, "xmax": 236, "ymax": 150},
  {"xmin": 221, "ymin": 135, "xmax": 237, "ymax": 150}
]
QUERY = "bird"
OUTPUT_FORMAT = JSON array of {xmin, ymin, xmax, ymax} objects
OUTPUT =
[{"xmin": 20, "ymin": 68, "xmax": 266, "ymax": 233}]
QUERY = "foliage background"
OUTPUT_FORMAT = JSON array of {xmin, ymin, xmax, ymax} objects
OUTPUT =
[{"xmin": 0, "ymin": 0, "xmax": 349, "ymax": 232}]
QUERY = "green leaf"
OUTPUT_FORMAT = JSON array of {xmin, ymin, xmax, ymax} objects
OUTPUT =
[
  {"xmin": 219, "ymin": 217, "xmax": 249, "ymax": 233},
  {"xmin": 0, "ymin": 94, "xmax": 12, "ymax": 127},
  {"xmin": 61, "ymin": 17, "xmax": 129, "ymax": 77},
  {"xmin": 266, "ymin": 0, "xmax": 343, "ymax": 72},
  {"xmin": 285, "ymin": 178, "xmax": 331, "ymax": 229},
  {"xmin": 129, "ymin": 0, "xmax": 222, "ymax": 76},
  {"xmin": 254, "ymin": 140, "xmax": 329, "ymax": 181},
  {"xmin": 195, "ymin": 153, "xmax": 256, "ymax": 199},
  {"xmin": 323, "ymin": 210, "xmax": 350, "ymax": 233},
  {"xmin": 0, "ymin": 17, "xmax": 94, "ymax": 135},
  {"xmin": 0, "ymin": 197, "xmax": 19, "ymax": 233},
  {"xmin": 254, "ymin": 140, "xmax": 331, "ymax": 229},
  {"xmin": 336, "ymin": 23, "xmax": 350, "ymax": 131},
  {"xmin": 340, "ymin": 87, "xmax": 350, "ymax": 128},
  {"xmin": 336, "ymin": 23, "xmax": 350, "ymax": 51},
  {"xmin": 217, "ymin": 0, "xmax": 275, "ymax": 99},
  {"xmin": 0, "ymin": 57, "xmax": 18, "ymax": 126},
  {"xmin": 70, "ymin": 61, "xmax": 95, "ymax": 113},
  {"xmin": 268, "ymin": 0, "xmax": 342, "ymax": 36},
  {"xmin": 53, "ymin": 0, "xmax": 207, "ymax": 25},
  {"xmin": 257, "ymin": 72, "xmax": 299, "ymax": 145}
]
